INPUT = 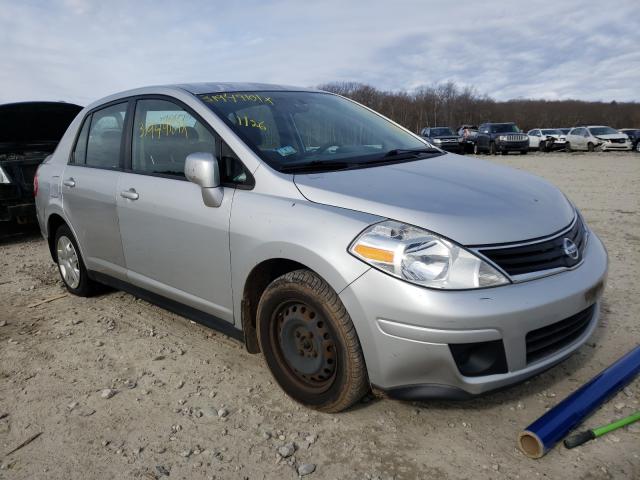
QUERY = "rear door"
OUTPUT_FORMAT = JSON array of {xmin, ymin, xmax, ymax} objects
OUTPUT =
[
  {"xmin": 116, "ymin": 97, "xmax": 236, "ymax": 321},
  {"xmin": 61, "ymin": 101, "xmax": 128, "ymax": 279}
]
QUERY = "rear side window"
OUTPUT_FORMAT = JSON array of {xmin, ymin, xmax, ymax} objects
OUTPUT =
[
  {"xmin": 71, "ymin": 116, "xmax": 91, "ymax": 164},
  {"xmin": 133, "ymin": 99, "xmax": 216, "ymax": 177},
  {"xmin": 86, "ymin": 103, "xmax": 127, "ymax": 169}
]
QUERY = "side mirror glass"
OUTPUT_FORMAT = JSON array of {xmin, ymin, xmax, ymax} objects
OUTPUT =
[{"xmin": 185, "ymin": 152, "xmax": 223, "ymax": 207}]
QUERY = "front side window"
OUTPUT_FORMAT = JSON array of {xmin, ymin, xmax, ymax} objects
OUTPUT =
[
  {"xmin": 86, "ymin": 103, "xmax": 127, "ymax": 169},
  {"xmin": 133, "ymin": 99, "xmax": 215, "ymax": 177},
  {"xmin": 199, "ymin": 91, "xmax": 438, "ymax": 172},
  {"xmin": 132, "ymin": 98, "xmax": 252, "ymax": 186}
]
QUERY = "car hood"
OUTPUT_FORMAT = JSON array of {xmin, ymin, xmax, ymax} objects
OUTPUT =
[
  {"xmin": 293, "ymin": 154, "xmax": 575, "ymax": 245},
  {"xmin": 595, "ymin": 134, "xmax": 628, "ymax": 140}
]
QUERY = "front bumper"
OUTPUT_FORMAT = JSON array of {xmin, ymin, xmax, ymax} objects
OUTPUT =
[
  {"xmin": 600, "ymin": 142, "xmax": 632, "ymax": 151},
  {"xmin": 496, "ymin": 140, "xmax": 529, "ymax": 151},
  {"xmin": 339, "ymin": 231, "xmax": 608, "ymax": 399}
]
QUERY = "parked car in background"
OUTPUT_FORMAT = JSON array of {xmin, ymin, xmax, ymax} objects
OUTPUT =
[
  {"xmin": 35, "ymin": 83, "xmax": 607, "ymax": 412},
  {"xmin": 420, "ymin": 126, "xmax": 462, "ymax": 153},
  {"xmin": 619, "ymin": 129, "xmax": 640, "ymax": 152},
  {"xmin": 566, "ymin": 126, "xmax": 632, "ymax": 152},
  {"xmin": 1, "ymin": 101, "xmax": 82, "ymax": 224},
  {"xmin": 558, "ymin": 128, "xmax": 571, "ymax": 135},
  {"xmin": 474, "ymin": 122, "xmax": 529, "ymax": 155},
  {"xmin": 527, "ymin": 129, "xmax": 567, "ymax": 152},
  {"xmin": 457, "ymin": 124, "xmax": 478, "ymax": 153}
]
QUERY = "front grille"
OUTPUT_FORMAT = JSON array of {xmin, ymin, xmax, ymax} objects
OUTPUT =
[
  {"xmin": 505, "ymin": 134, "xmax": 528, "ymax": 142},
  {"xmin": 479, "ymin": 216, "xmax": 587, "ymax": 276},
  {"xmin": 526, "ymin": 305, "xmax": 595, "ymax": 364},
  {"xmin": 610, "ymin": 138, "xmax": 625, "ymax": 144}
]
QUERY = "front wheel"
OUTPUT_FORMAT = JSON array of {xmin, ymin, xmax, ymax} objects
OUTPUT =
[
  {"xmin": 587, "ymin": 142, "xmax": 595, "ymax": 152},
  {"xmin": 566, "ymin": 142, "xmax": 572, "ymax": 152},
  {"xmin": 520, "ymin": 150, "xmax": 528, "ymax": 155},
  {"xmin": 257, "ymin": 269, "xmax": 369, "ymax": 412},
  {"xmin": 473, "ymin": 143, "xmax": 480, "ymax": 155},
  {"xmin": 635, "ymin": 142, "xmax": 640, "ymax": 153},
  {"xmin": 54, "ymin": 224, "xmax": 97, "ymax": 296},
  {"xmin": 489, "ymin": 142, "xmax": 497, "ymax": 155}
]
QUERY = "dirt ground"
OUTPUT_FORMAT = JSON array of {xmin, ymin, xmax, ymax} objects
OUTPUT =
[{"xmin": 1, "ymin": 151, "xmax": 639, "ymax": 480}]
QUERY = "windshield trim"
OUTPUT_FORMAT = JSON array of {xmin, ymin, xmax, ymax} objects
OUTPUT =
[{"xmin": 197, "ymin": 90, "xmax": 442, "ymax": 174}]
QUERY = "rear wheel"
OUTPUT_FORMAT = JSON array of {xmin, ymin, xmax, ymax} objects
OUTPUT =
[
  {"xmin": 54, "ymin": 225, "xmax": 97, "ymax": 296},
  {"xmin": 257, "ymin": 269, "xmax": 369, "ymax": 412}
]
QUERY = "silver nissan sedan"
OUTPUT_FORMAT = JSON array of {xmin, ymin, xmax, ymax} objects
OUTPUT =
[{"xmin": 35, "ymin": 83, "xmax": 608, "ymax": 412}]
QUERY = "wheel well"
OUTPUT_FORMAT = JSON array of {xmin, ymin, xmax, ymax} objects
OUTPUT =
[
  {"xmin": 241, "ymin": 259, "xmax": 307, "ymax": 353},
  {"xmin": 46, "ymin": 214, "xmax": 67, "ymax": 261}
]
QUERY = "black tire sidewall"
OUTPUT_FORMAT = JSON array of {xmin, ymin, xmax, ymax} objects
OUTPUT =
[
  {"xmin": 54, "ymin": 225, "xmax": 93, "ymax": 296},
  {"xmin": 257, "ymin": 281, "xmax": 357, "ymax": 409}
]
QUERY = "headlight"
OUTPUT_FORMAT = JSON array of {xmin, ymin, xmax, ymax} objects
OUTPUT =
[
  {"xmin": 349, "ymin": 220, "xmax": 509, "ymax": 290},
  {"xmin": 498, "ymin": 135, "xmax": 507, "ymax": 141},
  {"xmin": 433, "ymin": 138, "xmax": 442, "ymax": 143},
  {"xmin": 0, "ymin": 166, "xmax": 12, "ymax": 184}
]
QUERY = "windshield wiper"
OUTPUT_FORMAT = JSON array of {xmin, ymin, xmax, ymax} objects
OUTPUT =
[
  {"xmin": 383, "ymin": 148, "xmax": 439, "ymax": 158},
  {"xmin": 279, "ymin": 160, "xmax": 354, "ymax": 173}
]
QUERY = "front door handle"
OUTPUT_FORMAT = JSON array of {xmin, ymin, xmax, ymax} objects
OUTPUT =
[
  {"xmin": 120, "ymin": 188, "xmax": 139, "ymax": 200},
  {"xmin": 63, "ymin": 178, "xmax": 76, "ymax": 188}
]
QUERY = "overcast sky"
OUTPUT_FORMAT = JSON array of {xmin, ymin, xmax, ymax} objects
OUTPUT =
[{"xmin": 1, "ymin": 0, "xmax": 638, "ymax": 106}]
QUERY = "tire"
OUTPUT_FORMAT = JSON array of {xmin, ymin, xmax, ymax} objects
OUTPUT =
[
  {"xmin": 587, "ymin": 142, "xmax": 595, "ymax": 152},
  {"xmin": 489, "ymin": 142, "xmax": 497, "ymax": 155},
  {"xmin": 635, "ymin": 142, "xmax": 640, "ymax": 153},
  {"xmin": 256, "ymin": 269, "xmax": 369, "ymax": 412},
  {"xmin": 473, "ymin": 143, "xmax": 480, "ymax": 155},
  {"xmin": 520, "ymin": 150, "xmax": 528, "ymax": 155},
  {"xmin": 566, "ymin": 142, "xmax": 572, "ymax": 152},
  {"xmin": 54, "ymin": 224, "xmax": 97, "ymax": 296}
]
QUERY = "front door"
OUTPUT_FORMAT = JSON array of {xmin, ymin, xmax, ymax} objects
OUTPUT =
[{"xmin": 116, "ymin": 98, "xmax": 234, "ymax": 321}]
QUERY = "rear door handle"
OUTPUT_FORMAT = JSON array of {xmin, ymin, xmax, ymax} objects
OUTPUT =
[
  {"xmin": 120, "ymin": 189, "xmax": 139, "ymax": 200},
  {"xmin": 63, "ymin": 178, "xmax": 76, "ymax": 188}
]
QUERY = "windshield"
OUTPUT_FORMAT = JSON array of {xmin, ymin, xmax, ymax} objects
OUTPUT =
[
  {"xmin": 430, "ymin": 127, "xmax": 455, "ymax": 136},
  {"xmin": 199, "ymin": 91, "xmax": 437, "ymax": 172},
  {"xmin": 541, "ymin": 129, "xmax": 562, "ymax": 135},
  {"xmin": 490, "ymin": 124, "xmax": 520, "ymax": 133},
  {"xmin": 589, "ymin": 126, "xmax": 618, "ymax": 136}
]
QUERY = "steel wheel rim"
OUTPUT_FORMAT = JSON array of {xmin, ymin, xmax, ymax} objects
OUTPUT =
[
  {"xmin": 57, "ymin": 236, "xmax": 81, "ymax": 289},
  {"xmin": 270, "ymin": 301, "xmax": 337, "ymax": 393}
]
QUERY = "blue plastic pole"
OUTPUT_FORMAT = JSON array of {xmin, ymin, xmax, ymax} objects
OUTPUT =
[{"xmin": 518, "ymin": 345, "xmax": 640, "ymax": 458}]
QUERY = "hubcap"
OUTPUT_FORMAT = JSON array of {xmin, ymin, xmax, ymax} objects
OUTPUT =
[
  {"xmin": 57, "ymin": 236, "xmax": 81, "ymax": 289},
  {"xmin": 272, "ymin": 301, "xmax": 337, "ymax": 392}
]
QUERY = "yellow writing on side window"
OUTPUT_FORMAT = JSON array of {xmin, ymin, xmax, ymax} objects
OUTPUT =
[
  {"xmin": 139, "ymin": 113, "xmax": 192, "ymax": 139},
  {"xmin": 201, "ymin": 93, "xmax": 274, "ymax": 106}
]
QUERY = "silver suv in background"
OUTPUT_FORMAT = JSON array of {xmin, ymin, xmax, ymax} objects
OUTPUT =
[
  {"xmin": 566, "ymin": 126, "xmax": 632, "ymax": 152},
  {"xmin": 35, "ymin": 83, "xmax": 608, "ymax": 412}
]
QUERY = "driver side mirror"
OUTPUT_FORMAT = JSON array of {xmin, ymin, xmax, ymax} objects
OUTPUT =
[{"xmin": 185, "ymin": 152, "xmax": 224, "ymax": 208}]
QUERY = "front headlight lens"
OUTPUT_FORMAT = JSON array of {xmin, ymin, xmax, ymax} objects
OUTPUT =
[
  {"xmin": 433, "ymin": 138, "xmax": 442, "ymax": 143},
  {"xmin": 0, "ymin": 166, "xmax": 12, "ymax": 184},
  {"xmin": 498, "ymin": 135, "xmax": 507, "ymax": 141},
  {"xmin": 349, "ymin": 221, "xmax": 509, "ymax": 290}
]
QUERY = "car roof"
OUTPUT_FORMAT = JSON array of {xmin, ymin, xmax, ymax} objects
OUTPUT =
[{"xmin": 84, "ymin": 82, "xmax": 324, "ymax": 112}]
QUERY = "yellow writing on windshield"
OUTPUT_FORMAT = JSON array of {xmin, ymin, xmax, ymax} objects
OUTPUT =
[
  {"xmin": 235, "ymin": 114, "xmax": 267, "ymax": 131},
  {"xmin": 201, "ymin": 93, "xmax": 274, "ymax": 106}
]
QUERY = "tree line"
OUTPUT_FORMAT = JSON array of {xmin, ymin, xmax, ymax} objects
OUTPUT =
[{"xmin": 319, "ymin": 81, "xmax": 640, "ymax": 133}]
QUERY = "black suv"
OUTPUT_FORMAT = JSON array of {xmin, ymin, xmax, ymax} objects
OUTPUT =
[
  {"xmin": 420, "ymin": 126, "xmax": 462, "ymax": 153},
  {"xmin": 1, "ymin": 101, "xmax": 82, "ymax": 224},
  {"xmin": 619, "ymin": 129, "xmax": 640, "ymax": 152},
  {"xmin": 474, "ymin": 122, "xmax": 529, "ymax": 155}
]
